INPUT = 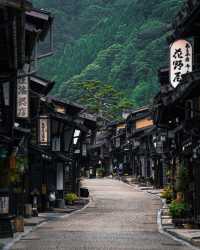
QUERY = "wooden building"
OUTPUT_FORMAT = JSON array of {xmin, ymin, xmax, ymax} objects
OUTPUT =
[
  {"xmin": 153, "ymin": 0, "xmax": 200, "ymax": 224},
  {"xmin": 0, "ymin": 0, "xmax": 54, "ymax": 237},
  {"xmin": 0, "ymin": 0, "xmax": 31, "ymax": 237},
  {"xmin": 29, "ymin": 96, "xmax": 86, "ymax": 210},
  {"xmin": 126, "ymin": 107, "xmax": 155, "ymax": 183},
  {"xmin": 109, "ymin": 121, "xmax": 128, "ymax": 175},
  {"xmin": 78, "ymin": 112, "xmax": 97, "ymax": 178},
  {"xmin": 87, "ymin": 117, "xmax": 111, "ymax": 177}
]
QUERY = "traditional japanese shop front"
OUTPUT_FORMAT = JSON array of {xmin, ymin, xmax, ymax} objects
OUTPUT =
[
  {"xmin": 168, "ymin": 0, "xmax": 200, "ymax": 224},
  {"xmin": 29, "ymin": 96, "xmax": 93, "ymax": 210},
  {"xmin": 126, "ymin": 107, "xmax": 154, "ymax": 180},
  {"xmin": 153, "ymin": 0, "xmax": 200, "ymax": 222},
  {"xmin": 0, "ymin": 0, "xmax": 30, "ymax": 237},
  {"xmin": 0, "ymin": 1, "xmax": 54, "ymax": 237}
]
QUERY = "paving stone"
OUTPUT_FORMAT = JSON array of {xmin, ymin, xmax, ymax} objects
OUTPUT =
[{"xmin": 10, "ymin": 179, "xmax": 192, "ymax": 250}]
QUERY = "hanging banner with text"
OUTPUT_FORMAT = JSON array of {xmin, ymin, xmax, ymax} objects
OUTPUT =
[
  {"xmin": 170, "ymin": 39, "xmax": 192, "ymax": 88},
  {"xmin": 17, "ymin": 76, "xmax": 29, "ymax": 118},
  {"xmin": 38, "ymin": 116, "xmax": 50, "ymax": 146}
]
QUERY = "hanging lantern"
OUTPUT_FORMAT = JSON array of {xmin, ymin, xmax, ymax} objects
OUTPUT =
[{"xmin": 170, "ymin": 39, "xmax": 192, "ymax": 88}]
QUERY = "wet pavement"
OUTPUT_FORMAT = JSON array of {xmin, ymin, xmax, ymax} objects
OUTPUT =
[{"xmin": 10, "ymin": 179, "xmax": 192, "ymax": 250}]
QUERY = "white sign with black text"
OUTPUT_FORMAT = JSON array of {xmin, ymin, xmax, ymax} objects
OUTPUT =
[
  {"xmin": 0, "ymin": 197, "xmax": 9, "ymax": 214},
  {"xmin": 38, "ymin": 117, "xmax": 49, "ymax": 145},
  {"xmin": 170, "ymin": 39, "xmax": 192, "ymax": 88},
  {"xmin": 17, "ymin": 76, "xmax": 29, "ymax": 118}
]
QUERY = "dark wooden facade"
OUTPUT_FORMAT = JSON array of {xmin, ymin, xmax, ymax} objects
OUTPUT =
[
  {"xmin": 0, "ymin": 0, "xmax": 55, "ymax": 237},
  {"xmin": 153, "ymin": 0, "xmax": 200, "ymax": 224},
  {"xmin": 126, "ymin": 107, "xmax": 155, "ymax": 182}
]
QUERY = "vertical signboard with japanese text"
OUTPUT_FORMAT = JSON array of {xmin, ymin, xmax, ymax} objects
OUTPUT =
[
  {"xmin": 0, "ymin": 196, "xmax": 9, "ymax": 214},
  {"xmin": 17, "ymin": 76, "xmax": 29, "ymax": 118},
  {"xmin": 38, "ymin": 116, "xmax": 50, "ymax": 146},
  {"xmin": 170, "ymin": 39, "xmax": 192, "ymax": 88}
]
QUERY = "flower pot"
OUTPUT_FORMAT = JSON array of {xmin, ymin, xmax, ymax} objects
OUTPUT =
[
  {"xmin": 176, "ymin": 192, "xmax": 184, "ymax": 202},
  {"xmin": 172, "ymin": 218, "xmax": 184, "ymax": 227},
  {"xmin": 183, "ymin": 223, "xmax": 193, "ymax": 229},
  {"xmin": 14, "ymin": 217, "xmax": 24, "ymax": 232},
  {"xmin": 67, "ymin": 201, "xmax": 73, "ymax": 205},
  {"xmin": 24, "ymin": 204, "xmax": 32, "ymax": 218},
  {"xmin": 172, "ymin": 218, "xmax": 192, "ymax": 228}
]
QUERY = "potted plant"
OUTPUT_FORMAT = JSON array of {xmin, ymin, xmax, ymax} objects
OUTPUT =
[
  {"xmin": 169, "ymin": 200, "xmax": 189, "ymax": 226},
  {"xmin": 160, "ymin": 186, "xmax": 173, "ymax": 204},
  {"xmin": 96, "ymin": 168, "xmax": 105, "ymax": 178},
  {"xmin": 146, "ymin": 177, "xmax": 154, "ymax": 186},
  {"xmin": 175, "ymin": 164, "xmax": 190, "ymax": 200},
  {"xmin": 64, "ymin": 193, "xmax": 78, "ymax": 205}
]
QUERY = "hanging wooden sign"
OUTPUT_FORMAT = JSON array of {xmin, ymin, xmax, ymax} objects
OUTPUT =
[
  {"xmin": 38, "ymin": 116, "xmax": 50, "ymax": 146},
  {"xmin": 16, "ymin": 76, "xmax": 29, "ymax": 118},
  {"xmin": 0, "ymin": 196, "xmax": 9, "ymax": 214},
  {"xmin": 170, "ymin": 39, "xmax": 193, "ymax": 88}
]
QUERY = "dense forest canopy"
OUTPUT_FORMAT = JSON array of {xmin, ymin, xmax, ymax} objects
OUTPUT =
[{"xmin": 33, "ymin": 0, "xmax": 183, "ymax": 117}]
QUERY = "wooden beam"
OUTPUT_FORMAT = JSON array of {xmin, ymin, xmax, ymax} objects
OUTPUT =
[{"xmin": 1, "ymin": 0, "xmax": 32, "ymax": 10}]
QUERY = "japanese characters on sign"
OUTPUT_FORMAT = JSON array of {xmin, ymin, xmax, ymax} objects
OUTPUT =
[
  {"xmin": 170, "ymin": 39, "xmax": 192, "ymax": 88},
  {"xmin": 17, "ymin": 76, "xmax": 29, "ymax": 118},
  {"xmin": 38, "ymin": 116, "xmax": 50, "ymax": 146},
  {"xmin": 0, "ymin": 196, "xmax": 9, "ymax": 214}
]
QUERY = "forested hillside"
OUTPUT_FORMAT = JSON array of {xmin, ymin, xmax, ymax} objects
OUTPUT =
[{"xmin": 33, "ymin": 0, "xmax": 183, "ymax": 113}]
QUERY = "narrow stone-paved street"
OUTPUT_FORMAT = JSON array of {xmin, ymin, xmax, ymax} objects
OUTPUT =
[{"xmin": 11, "ymin": 179, "xmax": 191, "ymax": 250}]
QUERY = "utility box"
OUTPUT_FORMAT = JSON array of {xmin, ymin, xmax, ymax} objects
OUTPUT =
[{"xmin": 80, "ymin": 188, "xmax": 89, "ymax": 198}]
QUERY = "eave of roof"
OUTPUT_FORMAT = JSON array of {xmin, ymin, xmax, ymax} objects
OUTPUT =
[
  {"xmin": 30, "ymin": 75, "xmax": 55, "ymax": 96},
  {"xmin": 1, "ymin": 0, "xmax": 32, "ymax": 10},
  {"xmin": 161, "ymin": 70, "xmax": 200, "ymax": 106},
  {"xmin": 46, "ymin": 95, "xmax": 85, "ymax": 113},
  {"xmin": 26, "ymin": 8, "xmax": 53, "ymax": 22},
  {"xmin": 126, "ymin": 106, "xmax": 150, "ymax": 120}
]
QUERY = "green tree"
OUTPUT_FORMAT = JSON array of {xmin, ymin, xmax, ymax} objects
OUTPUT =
[
  {"xmin": 33, "ymin": 0, "xmax": 184, "ymax": 109},
  {"xmin": 76, "ymin": 81, "xmax": 133, "ymax": 120}
]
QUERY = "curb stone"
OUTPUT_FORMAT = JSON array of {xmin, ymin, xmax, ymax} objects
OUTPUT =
[
  {"xmin": 2, "ymin": 197, "xmax": 91, "ymax": 250},
  {"xmin": 153, "ymin": 196, "xmax": 200, "ymax": 249},
  {"xmin": 119, "ymin": 178, "xmax": 200, "ymax": 249},
  {"xmin": 164, "ymin": 229, "xmax": 200, "ymax": 248},
  {"xmin": 147, "ymin": 189, "xmax": 200, "ymax": 249},
  {"xmin": 157, "ymin": 210, "xmax": 200, "ymax": 250}
]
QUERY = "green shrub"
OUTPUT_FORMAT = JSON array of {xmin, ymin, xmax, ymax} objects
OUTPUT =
[
  {"xmin": 146, "ymin": 177, "xmax": 154, "ymax": 185},
  {"xmin": 96, "ymin": 168, "xmax": 105, "ymax": 177},
  {"xmin": 137, "ymin": 176, "xmax": 145, "ymax": 183},
  {"xmin": 64, "ymin": 193, "xmax": 78, "ymax": 204},
  {"xmin": 160, "ymin": 186, "xmax": 173, "ymax": 203},
  {"xmin": 169, "ymin": 200, "xmax": 189, "ymax": 219},
  {"xmin": 175, "ymin": 165, "xmax": 190, "ymax": 193}
]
